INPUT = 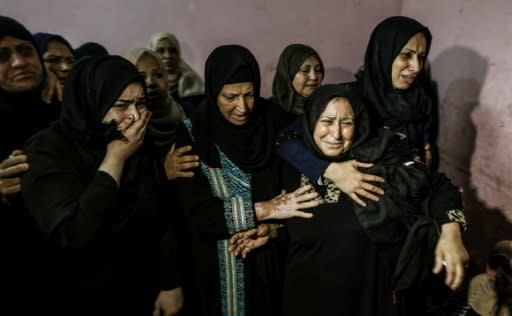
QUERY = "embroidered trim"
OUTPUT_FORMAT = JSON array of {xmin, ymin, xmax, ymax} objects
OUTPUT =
[
  {"xmin": 217, "ymin": 239, "xmax": 245, "ymax": 316},
  {"xmin": 446, "ymin": 209, "xmax": 467, "ymax": 231},
  {"xmin": 301, "ymin": 174, "xmax": 340, "ymax": 204},
  {"xmin": 183, "ymin": 118, "xmax": 251, "ymax": 315}
]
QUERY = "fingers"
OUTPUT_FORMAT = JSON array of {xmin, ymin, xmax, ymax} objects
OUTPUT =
[
  {"xmin": 349, "ymin": 193, "xmax": 367, "ymax": 207},
  {"xmin": 353, "ymin": 160, "xmax": 374, "ymax": 169},
  {"xmin": 0, "ymin": 160, "xmax": 29, "ymax": 178},
  {"xmin": 117, "ymin": 115, "xmax": 136, "ymax": 132},
  {"xmin": 353, "ymin": 188, "xmax": 380, "ymax": 203},
  {"xmin": 173, "ymin": 145, "xmax": 193, "ymax": 155},
  {"xmin": 360, "ymin": 173, "xmax": 385, "ymax": 184},
  {"xmin": 432, "ymin": 254, "xmax": 444, "ymax": 275},
  {"xmin": 175, "ymin": 171, "xmax": 194, "ymax": 178},
  {"xmin": 294, "ymin": 191, "xmax": 319, "ymax": 203},
  {"xmin": 291, "ymin": 210, "xmax": 314, "ymax": 219},
  {"xmin": 292, "ymin": 184, "xmax": 313, "ymax": 195}
]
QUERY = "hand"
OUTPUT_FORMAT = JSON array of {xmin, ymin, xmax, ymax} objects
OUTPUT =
[
  {"xmin": 41, "ymin": 71, "xmax": 63, "ymax": 104},
  {"xmin": 432, "ymin": 222, "xmax": 469, "ymax": 290},
  {"xmin": 152, "ymin": 287, "xmax": 183, "ymax": 316},
  {"xmin": 255, "ymin": 185, "xmax": 319, "ymax": 221},
  {"xmin": 424, "ymin": 143, "xmax": 433, "ymax": 167},
  {"xmin": 164, "ymin": 144, "xmax": 200, "ymax": 180},
  {"xmin": 324, "ymin": 160, "xmax": 385, "ymax": 207},
  {"xmin": 229, "ymin": 224, "xmax": 277, "ymax": 259},
  {"xmin": 0, "ymin": 150, "xmax": 29, "ymax": 195},
  {"xmin": 105, "ymin": 111, "xmax": 151, "ymax": 163}
]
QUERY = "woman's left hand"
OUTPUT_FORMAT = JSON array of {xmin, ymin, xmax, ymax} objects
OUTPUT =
[
  {"xmin": 432, "ymin": 222, "xmax": 469, "ymax": 290},
  {"xmin": 229, "ymin": 224, "xmax": 276, "ymax": 258},
  {"xmin": 41, "ymin": 71, "xmax": 63, "ymax": 104},
  {"xmin": 152, "ymin": 287, "xmax": 183, "ymax": 316}
]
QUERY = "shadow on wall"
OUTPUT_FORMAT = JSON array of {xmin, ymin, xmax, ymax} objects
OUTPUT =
[{"xmin": 430, "ymin": 46, "xmax": 512, "ymax": 271}]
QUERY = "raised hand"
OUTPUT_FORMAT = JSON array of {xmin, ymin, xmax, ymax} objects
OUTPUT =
[
  {"xmin": 41, "ymin": 71, "xmax": 63, "ymax": 104},
  {"xmin": 0, "ymin": 150, "xmax": 29, "ymax": 196},
  {"xmin": 255, "ymin": 185, "xmax": 319, "ymax": 221},
  {"xmin": 164, "ymin": 144, "xmax": 200, "ymax": 180},
  {"xmin": 324, "ymin": 160, "xmax": 385, "ymax": 207}
]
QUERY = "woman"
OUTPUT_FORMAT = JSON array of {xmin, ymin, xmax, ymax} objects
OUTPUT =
[
  {"xmin": 148, "ymin": 32, "xmax": 204, "ymax": 112},
  {"xmin": 124, "ymin": 48, "xmax": 198, "ymax": 180},
  {"xmin": 33, "ymin": 32, "xmax": 75, "ymax": 87},
  {"xmin": 358, "ymin": 15, "xmax": 435, "ymax": 165},
  {"xmin": 0, "ymin": 16, "xmax": 62, "ymax": 315},
  {"xmin": 276, "ymin": 16, "xmax": 438, "ymax": 218},
  {"xmin": 21, "ymin": 56, "xmax": 182, "ymax": 316},
  {"xmin": 173, "ymin": 44, "xmax": 318, "ymax": 316},
  {"xmin": 234, "ymin": 84, "xmax": 468, "ymax": 315},
  {"xmin": 270, "ymin": 43, "xmax": 324, "ymax": 115}
]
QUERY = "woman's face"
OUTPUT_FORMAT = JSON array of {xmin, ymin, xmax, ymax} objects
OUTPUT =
[
  {"xmin": 136, "ymin": 53, "xmax": 167, "ymax": 108},
  {"xmin": 313, "ymin": 97, "xmax": 355, "ymax": 157},
  {"xmin": 292, "ymin": 54, "xmax": 323, "ymax": 97},
  {"xmin": 391, "ymin": 32, "xmax": 427, "ymax": 90},
  {"xmin": 102, "ymin": 82, "xmax": 147, "ymax": 125},
  {"xmin": 217, "ymin": 82, "xmax": 255, "ymax": 126},
  {"xmin": 43, "ymin": 40, "xmax": 74, "ymax": 85},
  {"xmin": 0, "ymin": 36, "xmax": 44, "ymax": 92},
  {"xmin": 155, "ymin": 38, "xmax": 178, "ymax": 74}
]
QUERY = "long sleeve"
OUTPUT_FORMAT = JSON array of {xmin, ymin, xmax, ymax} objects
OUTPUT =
[
  {"xmin": 276, "ymin": 117, "xmax": 329, "ymax": 182},
  {"xmin": 429, "ymin": 171, "xmax": 466, "ymax": 230},
  {"xmin": 173, "ymin": 123, "xmax": 255, "ymax": 239},
  {"xmin": 21, "ymin": 130, "xmax": 120, "ymax": 249}
]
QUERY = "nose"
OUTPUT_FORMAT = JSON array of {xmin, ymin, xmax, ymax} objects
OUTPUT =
[
  {"xmin": 145, "ymin": 74, "xmax": 156, "ymax": 89},
  {"xmin": 11, "ymin": 52, "xmax": 28, "ymax": 67},
  {"xmin": 409, "ymin": 56, "xmax": 422, "ymax": 73},
  {"xmin": 60, "ymin": 61, "xmax": 72, "ymax": 71},
  {"xmin": 331, "ymin": 123, "xmax": 342, "ymax": 139},
  {"xmin": 128, "ymin": 104, "xmax": 142, "ymax": 121},
  {"xmin": 308, "ymin": 69, "xmax": 318, "ymax": 81},
  {"xmin": 236, "ymin": 96, "xmax": 249, "ymax": 113}
]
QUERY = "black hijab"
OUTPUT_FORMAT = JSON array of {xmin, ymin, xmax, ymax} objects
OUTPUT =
[
  {"xmin": 58, "ymin": 55, "xmax": 144, "ymax": 147},
  {"xmin": 302, "ymin": 84, "xmax": 400, "ymax": 164},
  {"xmin": 74, "ymin": 42, "xmax": 109, "ymax": 59},
  {"xmin": 189, "ymin": 45, "xmax": 277, "ymax": 171},
  {"xmin": 303, "ymin": 84, "xmax": 457, "ymax": 291},
  {"xmin": 33, "ymin": 32, "xmax": 75, "ymax": 57},
  {"xmin": 271, "ymin": 43, "xmax": 324, "ymax": 115},
  {"xmin": 360, "ymin": 16, "xmax": 432, "ymax": 146},
  {"xmin": 0, "ymin": 16, "xmax": 57, "ymax": 159}
]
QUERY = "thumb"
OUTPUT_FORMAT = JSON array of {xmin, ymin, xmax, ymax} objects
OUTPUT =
[
  {"xmin": 432, "ymin": 255, "xmax": 444, "ymax": 274},
  {"xmin": 168, "ymin": 143, "xmax": 176, "ymax": 155}
]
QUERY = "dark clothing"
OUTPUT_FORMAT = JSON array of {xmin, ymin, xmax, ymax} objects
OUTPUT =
[
  {"xmin": 20, "ymin": 56, "xmax": 180, "ymax": 315},
  {"xmin": 22, "ymin": 125, "xmax": 179, "ymax": 315},
  {"xmin": 280, "ymin": 163, "xmax": 397, "ymax": 316},
  {"xmin": 360, "ymin": 16, "xmax": 433, "ymax": 148},
  {"xmin": 279, "ymin": 85, "xmax": 464, "ymax": 315},
  {"xmin": 174, "ymin": 45, "xmax": 291, "ymax": 316},
  {"xmin": 0, "ymin": 16, "xmax": 60, "ymax": 316}
]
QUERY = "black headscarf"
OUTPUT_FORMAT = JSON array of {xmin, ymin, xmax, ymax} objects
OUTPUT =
[
  {"xmin": 271, "ymin": 43, "xmax": 324, "ymax": 115},
  {"xmin": 303, "ymin": 84, "xmax": 398, "ymax": 164},
  {"xmin": 303, "ymin": 84, "xmax": 462, "ymax": 291},
  {"xmin": 75, "ymin": 42, "xmax": 109, "ymax": 60},
  {"xmin": 360, "ymin": 16, "xmax": 432, "ymax": 146},
  {"xmin": 0, "ymin": 16, "xmax": 57, "ymax": 159},
  {"xmin": 189, "ymin": 45, "xmax": 277, "ymax": 171},
  {"xmin": 58, "ymin": 55, "xmax": 144, "ymax": 147},
  {"xmin": 33, "ymin": 32, "xmax": 75, "ymax": 57}
]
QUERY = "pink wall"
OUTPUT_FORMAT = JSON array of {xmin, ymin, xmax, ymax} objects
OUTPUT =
[
  {"xmin": 402, "ymin": 0, "xmax": 512, "ymax": 268},
  {"xmin": 2, "ymin": 0, "xmax": 401, "ymax": 96}
]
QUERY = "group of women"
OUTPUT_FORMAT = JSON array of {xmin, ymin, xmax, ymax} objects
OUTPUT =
[{"xmin": 0, "ymin": 13, "xmax": 470, "ymax": 316}]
